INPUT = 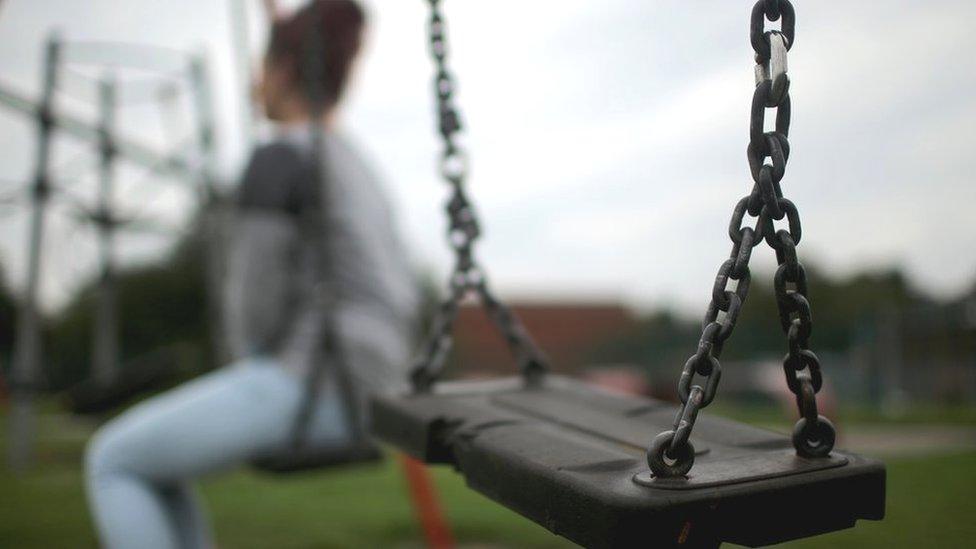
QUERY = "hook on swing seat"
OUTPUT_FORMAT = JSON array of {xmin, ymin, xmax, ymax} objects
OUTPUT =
[{"xmin": 371, "ymin": 375, "xmax": 885, "ymax": 548}]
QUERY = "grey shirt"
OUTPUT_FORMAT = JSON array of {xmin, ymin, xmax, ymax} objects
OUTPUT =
[{"xmin": 224, "ymin": 127, "xmax": 419, "ymax": 397}]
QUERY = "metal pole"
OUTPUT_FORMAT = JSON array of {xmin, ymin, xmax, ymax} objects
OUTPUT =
[
  {"xmin": 227, "ymin": 0, "xmax": 256, "ymax": 146},
  {"xmin": 189, "ymin": 56, "xmax": 228, "ymax": 365},
  {"xmin": 880, "ymin": 309, "xmax": 906, "ymax": 417},
  {"xmin": 7, "ymin": 33, "xmax": 60, "ymax": 473},
  {"xmin": 0, "ymin": 83, "xmax": 192, "ymax": 179},
  {"xmin": 91, "ymin": 78, "xmax": 119, "ymax": 388}
]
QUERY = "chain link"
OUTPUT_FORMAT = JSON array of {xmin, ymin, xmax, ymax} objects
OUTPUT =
[
  {"xmin": 648, "ymin": 0, "xmax": 835, "ymax": 477},
  {"xmin": 410, "ymin": 0, "xmax": 548, "ymax": 393}
]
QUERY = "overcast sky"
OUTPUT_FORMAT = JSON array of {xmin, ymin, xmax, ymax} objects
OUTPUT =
[{"xmin": 1, "ymin": 0, "xmax": 974, "ymax": 314}]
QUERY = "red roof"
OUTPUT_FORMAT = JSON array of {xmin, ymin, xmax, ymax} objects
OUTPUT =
[{"xmin": 451, "ymin": 301, "xmax": 638, "ymax": 375}]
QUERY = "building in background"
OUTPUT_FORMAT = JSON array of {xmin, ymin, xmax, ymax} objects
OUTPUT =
[{"xmin": 451, "ymin": 301, "xmax": 649, "ymax": 394}]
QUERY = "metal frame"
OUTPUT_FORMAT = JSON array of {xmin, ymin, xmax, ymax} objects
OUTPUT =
[
  {"xmin": 3, "ymin": 32, "xmax": 219, "ymax": 472},
  {"xmin": 6, "ymin": 33, "xmax": 60, "ymax": 473}
]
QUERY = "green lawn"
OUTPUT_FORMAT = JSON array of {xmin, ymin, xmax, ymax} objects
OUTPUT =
[{"xmin": 2, "ymin": 410, "xmax": 974, "ymax": 548}]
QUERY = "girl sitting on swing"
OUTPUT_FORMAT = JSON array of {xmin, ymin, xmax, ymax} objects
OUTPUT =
[{"xmin": 84, "ymin": 2, "xmax": 419, "ymax": 547}]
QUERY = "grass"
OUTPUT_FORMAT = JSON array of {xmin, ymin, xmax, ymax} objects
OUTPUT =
[
  {"xmin": 784, "ymin": 452, "xmax": 974, "ymax": 549},
  {"xmin": 2, "ymin": 407, "xmax": 975, "ymax": 548},
  {"xmin": 709, "ymin": 401, "xmax": 976, "ymax": 428}
]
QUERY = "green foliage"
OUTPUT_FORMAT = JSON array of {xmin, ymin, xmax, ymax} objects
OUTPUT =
[
  {"xmin": 43, "ymin": 217, "xmax": 214, "ymax": 392},
  {"xmin": 590, "ymin": 266, "xmax": 943, "ymax": 371}
]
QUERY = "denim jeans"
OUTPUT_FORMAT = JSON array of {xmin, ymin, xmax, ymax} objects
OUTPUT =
[{"xmin": 84, "ymin": 358, "xmax": 350, "ymax": 549}]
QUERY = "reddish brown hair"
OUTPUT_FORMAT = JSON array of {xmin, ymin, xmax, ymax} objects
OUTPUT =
[{"xmin": 266, "ymin": 0, "xmax": 366, "ymax": 107}]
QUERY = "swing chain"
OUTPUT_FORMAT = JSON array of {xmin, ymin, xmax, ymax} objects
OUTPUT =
[
  {"xmin": 410, "ymin": 0, "xmax": 548, "ymax": 393},
  {"xmin": 649, "ymin": 0, "xmax": 834, "ymax": 478}
]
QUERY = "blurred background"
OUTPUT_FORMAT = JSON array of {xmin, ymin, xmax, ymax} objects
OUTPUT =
[{"xmin": 1, "ymin": 0, "xmax": 974, "ymax": 548}]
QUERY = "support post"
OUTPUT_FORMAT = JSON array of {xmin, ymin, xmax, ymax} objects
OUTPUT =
[
  {"xmin": 7, "ymin": 33, "xmax": 61, "ymax": 473},
  {"xmin": 0, "ymin": 82, "xmax": 191, "ymax": 179},
  {"xmin": 91, "ymin": 78, "xmax": 119, "ymax": 388},
  {"xmin": 880, "ymin": 309, "xmax": 906, "ymax": 417}
]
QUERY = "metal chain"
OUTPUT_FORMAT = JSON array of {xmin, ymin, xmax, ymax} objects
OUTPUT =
[
  {"xmin": 648, "ymin": 0, "xmax": 835, "ymax": 478},
  {"xmin": 410, "ymin": 0, "xmax": 548, "ymax": 393}
]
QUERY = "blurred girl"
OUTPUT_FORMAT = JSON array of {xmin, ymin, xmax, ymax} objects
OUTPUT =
[{"xmin": 85, "ymin": 2, "xmax": 418, "ymax": 547}]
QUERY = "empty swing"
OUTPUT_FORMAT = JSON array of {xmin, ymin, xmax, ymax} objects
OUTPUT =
[{"xmin": 371, "ymin": 1, "xmax": 885, "ymax": 548}]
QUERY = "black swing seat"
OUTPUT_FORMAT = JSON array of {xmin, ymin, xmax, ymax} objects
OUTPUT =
[
  {"xmin": 252, "ymin": 441, "xmax": 382, "ymax": 474},
  {"xmin": 371, "ymin": 375, "xmax": 885, "ymax": 548}
]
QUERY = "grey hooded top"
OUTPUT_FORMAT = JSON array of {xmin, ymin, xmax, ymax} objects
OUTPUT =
[{"xmin": 223, "ymin": 127, "xmax": 420, "ymax": 397}]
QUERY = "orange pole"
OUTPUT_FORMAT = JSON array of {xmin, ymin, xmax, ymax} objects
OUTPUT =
[{"xmin": 398, "ymin": 454, "xmax": 455, "ymax": 549}]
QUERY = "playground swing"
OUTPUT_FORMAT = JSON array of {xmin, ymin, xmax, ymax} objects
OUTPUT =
[
  {"xmin": 250, "ymin": 4, "xmax": 380, "ymax": 473},
  {"xmin": 371, "ymin": 1, "xmax": 885, "ymax": 548}
]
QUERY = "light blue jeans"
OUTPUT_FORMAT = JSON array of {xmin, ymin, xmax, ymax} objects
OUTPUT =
[{"xmin": 84, "ymin": 358, "xmax": 350, "ymax": 549}]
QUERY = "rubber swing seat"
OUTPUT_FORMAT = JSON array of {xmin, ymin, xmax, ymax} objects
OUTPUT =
[
  {"xmin": 251, "ymin": 441, "xmax": 382, "ymax": 474},
  {"xmin": 371, "ymin": 375, "xmax": 884, "ymax": 548}
]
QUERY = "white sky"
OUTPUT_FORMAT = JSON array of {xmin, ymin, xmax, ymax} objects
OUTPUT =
[{"xmin": 0, "ymin": 0, "xmax": 974, "ymax": 314}]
